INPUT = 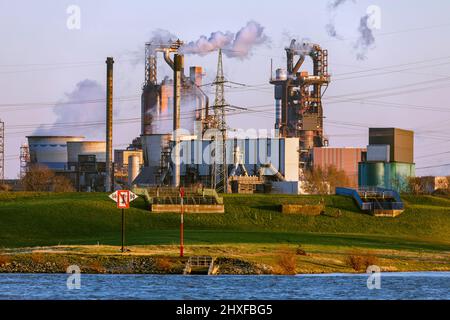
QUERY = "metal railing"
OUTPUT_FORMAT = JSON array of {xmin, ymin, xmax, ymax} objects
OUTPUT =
[{"xmin": 336, "ymin": 187, "xmax": 404, "ymax": 212}]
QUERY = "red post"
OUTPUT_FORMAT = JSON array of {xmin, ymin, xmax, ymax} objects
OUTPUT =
[
  {"xmin": 180, "ymin": 198, "xmax": 184, "ymax": 257},
  {"xmin": 179, "ymin": 187, "xmax": 185, "ymax": 257}
]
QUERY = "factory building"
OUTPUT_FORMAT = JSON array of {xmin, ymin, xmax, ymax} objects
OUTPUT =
[
  {"xmin": 27, "ymin": 136, "xmax": 84, "ymax": 170},
  {"xmin": 134, "ymin": 135, "xmax": 300, "ymax": 192},
  {"xmin": 359, "ymin": 128, "xmax": 415, "ymax": 192},
  {"xmin": 312, "ymin": 147, "xmax": 367, "ymax": 188},
  {"xmin": 131, "ymin": 39, "xmax": 333, "ymax": 194},
  {"xmin": 415, "ymin": 176, "xmax": 449, "ymax": 194},
  {"xmin": 114, "ymin": 149, "xmax": 144, "ymax": 186},
  {"xmin": 270, "ymin": 40, "xmax": 330, "ymax": 169},
  {"xmin": 26, "ymin": 136, "xmax": 109, "ymax": 191},
  {"xmin": 67, "ymin": 141, "xmax": 107, "ymax": 192},
  {"xmin": 141, "ymin": 41, "xmax": 207, "ymax": 136}
]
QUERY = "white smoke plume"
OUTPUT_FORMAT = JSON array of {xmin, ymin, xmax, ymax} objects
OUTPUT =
[
  {"xmin": 147, "ymin": 29, "xmax": 179, "ymax": 53},
  {"xmin": 325, "ymin": 0, "xmax": 376, "ymax": 60},
  {"xmin": 328, "ymin": 0, "xmax": 353, "ymax": 10},
  {"xmin": 354, "ymin": 14, "xmax": 375, "ymax": 60},
  {"xmin": 181, "ymin": 21, "xmax": 269, "ymax": 59},
  {"xmin": 326, "ymin": 0, "xmax": 355, "ymax": 39},
  {"xmin": 33, "ymin": 79, "xmax": 105, "ymax": 139},
  {"xmin": 288, "ymin": 38, "xmax": 315, "ymax": 56}
]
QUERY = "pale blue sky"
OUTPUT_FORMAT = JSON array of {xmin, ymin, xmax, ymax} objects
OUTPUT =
[{"xmin": 1, "ymin": 0, "xmax": 450, "ymax": 178}]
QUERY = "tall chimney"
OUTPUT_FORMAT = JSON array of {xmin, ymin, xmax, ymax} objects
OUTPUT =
[
  {"xmin": 105, "ymin": 57, "xmax": 114, "ymax": 192},
  {"xmin": 172, "ymin": 54, "xmax": 183, "ymax": 187}
]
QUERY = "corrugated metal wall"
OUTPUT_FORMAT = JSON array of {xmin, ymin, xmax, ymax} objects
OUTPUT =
[{"xmin": 312, "ymin": 147, "xmax": 366, "ymax": 188}]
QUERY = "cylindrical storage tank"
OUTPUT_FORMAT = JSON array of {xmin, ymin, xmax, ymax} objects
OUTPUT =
[
  {"xmin": 359, "ymin": 162, "xmax": 385, "ymax": 188},
  {"xmin": 128, "ymin": 155, "xmax": 140, "ymax": 186},
  {"xmin": 141, "ymin": 134, "xmax": 172, "ymax": 167},
  {"xmin": 275, "ymin": 68, "xmax": 287, "ymax": 80},
  {"xmin": 67, "ymin": 141, "xmax": 106, "ymax": 165},
  {"xmin": 27, "ymin": 136, "xmax": 84, "ymax": 170}
]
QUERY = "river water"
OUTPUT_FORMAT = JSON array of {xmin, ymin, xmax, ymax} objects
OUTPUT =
[{"xmin": 0, "ymin": 272, "xmax": 448, "ymax": 300}]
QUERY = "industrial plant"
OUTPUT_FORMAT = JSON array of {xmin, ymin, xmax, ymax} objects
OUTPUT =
[{"xmin": 14, "ymin": 36, "xmax": 447, "ymax": 208}]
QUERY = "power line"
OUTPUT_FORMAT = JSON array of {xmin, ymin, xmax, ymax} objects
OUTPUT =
[{"xmin": 416, "ymin": 163, "xmax": 450, "ymax": 170}]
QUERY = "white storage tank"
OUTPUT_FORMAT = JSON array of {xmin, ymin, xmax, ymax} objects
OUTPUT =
[
  {"xmin": 128, "ymin": 155, "xmax": 140, "ymax": 186},
  {"xmin": 27, "ymin": 136, "xmax": 84, "ymax": 170},
  {"xmin": 67, "ymin": 141, "xmax": 106, "ymax": 164}
]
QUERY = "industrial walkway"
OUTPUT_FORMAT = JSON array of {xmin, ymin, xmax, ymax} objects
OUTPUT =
[
  {"xmin": 183, "ymin": 256, "xmax": 216, "ymax": 275},
  {"xmin": 336, "ymin": 187, "xmax": 405, "ymax": 217}
]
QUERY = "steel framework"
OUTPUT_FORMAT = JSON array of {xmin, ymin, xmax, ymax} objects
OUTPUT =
[
  {"xmin": 210, "ymin": 49, "xmax": 228, "ymax": 193},
  {"xmin": 20, "ymin": 144, "xmax": 30, "ymax": 179}
]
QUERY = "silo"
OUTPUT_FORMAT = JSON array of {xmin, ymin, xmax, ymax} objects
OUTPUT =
[
  {"xmin": 128, "ymin": 155, "xmax": 140, "ymax": 186},
  {"xmin": 27, "ymin": 136, "xmax": 84, "ymax": 170}
]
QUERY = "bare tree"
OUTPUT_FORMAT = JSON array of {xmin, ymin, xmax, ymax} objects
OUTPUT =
[
  {"xmin": 407, "ymin": 177, "xmax": 427, "ymax": 195},
  {"xmin": 303, "ymin": 165, "xmax": 350, "ymax": 194},
  {"xmin": 21, "ymin": 164, "xmax": 74, "ymax": 192},
  {"xmin": 52, "ymin": 175, "xmax": 75, "ymax": 192}
]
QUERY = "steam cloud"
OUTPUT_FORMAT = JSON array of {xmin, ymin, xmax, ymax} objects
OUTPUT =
[
  {"xmin": 34, "ymin": 79, "xmax": 105, "ymax": 139},
  {"xmin": 146, "ymin": 29, "xmax": 179, "ymax": 54},
  {"xmin": 180, "ymin": 21, "xmax": 269, "ymax": 59},
  {"xmin": 325, "ymin": 0, "xmax": 376, "ymax": 60},
  {"xmin": 354, "ymin": 14, "xmax": 375, "ymax": 60},
  {"xmin": 288, "ymin": 38, "xmax": 315, "ymax": 56},
  {"xmin": 328, "ymin": 0, "xmax": 352, "ymax": 10},
  {"xmin": 140, "ymin": 21, "xmax": 269, "ymax": 61}
]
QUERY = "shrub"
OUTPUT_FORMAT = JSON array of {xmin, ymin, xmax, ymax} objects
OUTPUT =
[
  {"xmin": 295, "ymin": 245, "xmax": 307, "ymax": 256},
  {"xmin": 31, "ymin": 252, "xmax": 45, "ymax": 265},
  {"xmin": 155, "ymin": 257, "xmax": 172, "ymax": 271},
  {"xmin": 345, "ymin": 250, "xmax": 378, "ymax": 271},
  {"xmin": 275, "ymin": 248, "xmax": 297, "ymax": 275},
  {"xmin": 88, "ymin": 260, "xmax": 106, "ymax": 273},
  {"xmin": 52, "ymin": 176, "xmax": 75, "ymax": 192},
  {"xmin": 20, "ymin": 165, "xmax": 75, "ymax": 192},
  {"xmin": 0, "ymin": 184, "xmax": 12, "ymax": 192},
  {"xmin": 0, "ymin": 254, "xmax": 11, "ymax": 266}
]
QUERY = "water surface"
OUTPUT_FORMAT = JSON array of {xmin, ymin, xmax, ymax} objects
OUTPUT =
[{"xmin": 0, "ymin": 272, "xmax": 448, "ymax": 300}]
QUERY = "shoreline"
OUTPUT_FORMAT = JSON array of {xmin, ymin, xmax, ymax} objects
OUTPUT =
[{"xmin": 1, "ymin": 244, "xmax": 449, "ymax": 275}]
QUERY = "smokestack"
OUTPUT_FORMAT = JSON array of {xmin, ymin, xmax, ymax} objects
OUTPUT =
[
  {"xmin": 172, "ymin": 54, "xmax": 183, "ymax": 187},
  {"xmin": 105, "ymin": 57, "xmax": 114, "ymax": 192}
]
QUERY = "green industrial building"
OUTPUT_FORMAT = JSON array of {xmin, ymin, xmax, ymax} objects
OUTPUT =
[{"xmin": 358, "ymin": 128, "xmax": 415, "ymax": 192}]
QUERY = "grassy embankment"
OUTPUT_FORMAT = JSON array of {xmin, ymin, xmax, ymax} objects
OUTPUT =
[{"xmin": 0, "ymin": 192, "xmax": 449, "ymax": 273}]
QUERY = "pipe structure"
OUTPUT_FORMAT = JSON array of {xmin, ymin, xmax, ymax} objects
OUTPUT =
[
  {"xmin": 172, "ymin": 54, "xmax": 183, "ymax": 187},
  {"xmin": 105, "ymin": 57, "xmax": 114, "ymax": 192}
]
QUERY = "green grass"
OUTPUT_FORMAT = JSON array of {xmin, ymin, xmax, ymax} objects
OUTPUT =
[{"xmin": 0, "ymin": 192, "xmax": 449, "ymax": 251}]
